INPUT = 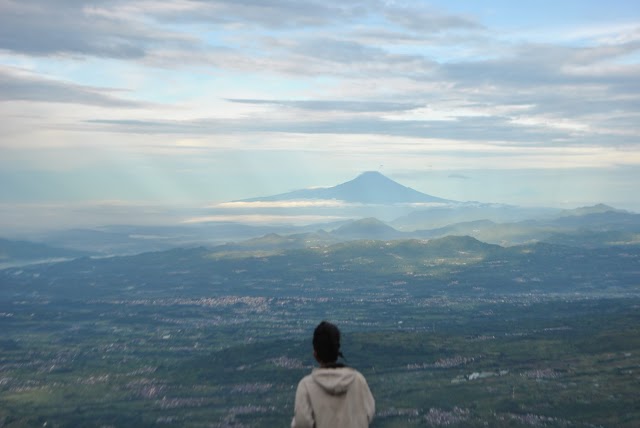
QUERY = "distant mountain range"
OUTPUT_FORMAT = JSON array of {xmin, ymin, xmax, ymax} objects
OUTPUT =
[
  {"xmin": 557, "ymin": 203, "xmax": 621, "ymax": 217},
  {"xmin": 2, "ymin": 173, "xmax": 637, "ymax": 261},
  {"xmin": 4, "ymin": 202, "xmax": 637, "ymax": 265},
  {"xmin": 210, "ymin": 204, "xmax": 640, "ymax": 252},
  {"xmin": 4, "ymin": 234, "xmax": 639, "ymax": 300},
  {"xmin": 0, "ymin": 238, "xmax": 88, "ymax": 268},
  {"xmin": 240, "ymin": 171, "xmax": 451, "ymax": 204}
]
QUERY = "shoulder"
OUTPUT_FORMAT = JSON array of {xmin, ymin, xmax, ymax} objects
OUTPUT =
[
  {"xmin": 297, "ymin": 373, "xmax": 314, "ymax": 389},
  {"xmin": 350, "ymin": 368, "xmax": 368, "ymax": 380},
  {"xmin": 335, "ymin": 367, "xmax": 370, "ymax": 385},
  {"xmin": 351, "ymin": 369, "xmax": 372, "ymax": 389}
]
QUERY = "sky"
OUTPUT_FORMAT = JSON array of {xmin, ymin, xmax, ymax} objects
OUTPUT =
[{"xmin": 1, "ymin": 0, "xmax": 639, "ymax": 230}]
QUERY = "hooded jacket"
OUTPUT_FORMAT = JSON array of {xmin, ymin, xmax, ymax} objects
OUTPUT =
[{"xmin": 292, "ymin": 367, "xmax": 375, "ymax": 428}]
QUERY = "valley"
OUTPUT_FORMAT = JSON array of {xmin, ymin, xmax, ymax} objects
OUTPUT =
[
  {"xmin": 1, "ymin": 231, "xmax": 639, "ymax": 427},
  {"xmin": 0, "ymin": 293, "xmax": 637, "ymax": 427}
]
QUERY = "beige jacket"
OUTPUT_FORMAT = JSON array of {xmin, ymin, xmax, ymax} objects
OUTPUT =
[{"xmin": 292, "ymin": 367, "xmax": 375, "ymax": 428}]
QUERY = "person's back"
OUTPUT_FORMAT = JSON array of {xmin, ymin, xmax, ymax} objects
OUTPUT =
[{"xmin": 292, "ymin": 321, "xmax": 375, "ymax": 428}]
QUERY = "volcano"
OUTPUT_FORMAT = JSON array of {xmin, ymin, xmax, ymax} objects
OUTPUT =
[{"xmin": 240, "ymin": 171, "xmax": 450, "ymax": 204}]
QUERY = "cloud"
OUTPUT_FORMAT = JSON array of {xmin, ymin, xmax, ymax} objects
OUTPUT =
[
  {"xmin": 0, "ymin": 0, "xmax": 196, "ymax": 58},
  {"xmin": 291, "ymin": 38, "xmax": 387, "ymax": 64},
  {"xmin": 382, "ymin": 4, "xmax": 482, "ymax": 32},
  {"xmin": 0, "ymin": 1, "xmax": 358, "ymax": 63},
  {"xmin": 0, "ymin": 1, "xmax": 482, "ymax": 72},
  {"xmin": 214, "ymin": 200, "xmax": 354, "ymax": 209},
  {"xmin": 182, "ymin": 214, "xmax": 347, "ymax": 225},
  {"xmin": 141, "ymin": 0, "xmax": 483, "ymax": 33},
  {"xmin": 84, "ymin": 114, "xmax": 574, "ymax": 144},
  {"xmin": 69, "ymin": 116, "xmax": 640, "ymax": 173},
  {"xmin": 0, "ymin": 66, "xmax": 142, "ymax": 107},
  {"xmin": 150, "ymin": 0, "xmax": 362, "ymax": 29},
  {"xmin": 279, "ymin": 36, "xmax": 438, "ymax": 78},
  {"xmin": 441, "ymin": 47, "xmax": 640, "ymax": 90},
  {"xmin": 0, "ymin": 200, "xmax": 191, "ymax": 233},
  {"xmin": 225, "ymin": 98, "xmax": 423, "ymax": 113},
  {"xmin": 1, "ymin": 0, "xmax": 639, "ymax": 215}
]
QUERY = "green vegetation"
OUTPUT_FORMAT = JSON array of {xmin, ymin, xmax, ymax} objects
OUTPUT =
[
  {"xmin": 0, "ymin": 236, "xmax": 638, "ymax": 426},
  {"xmin": 0, "ymin": 298, "xmax": 638, "ymax": 427}
]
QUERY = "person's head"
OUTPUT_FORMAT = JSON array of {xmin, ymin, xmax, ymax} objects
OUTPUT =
[{"xmin": 313, "ymin": 321, "xmax": 344, "ymax": 364}]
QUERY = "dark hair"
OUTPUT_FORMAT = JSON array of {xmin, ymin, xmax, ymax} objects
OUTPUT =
[{"xmin": 313, "ymin": 321, "xmax": 344, "ymax": 363}]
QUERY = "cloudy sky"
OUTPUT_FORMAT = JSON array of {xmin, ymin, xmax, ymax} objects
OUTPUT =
[{"xmin": 1, "ymin": 0, "xmax": 639, "ymax": 229}]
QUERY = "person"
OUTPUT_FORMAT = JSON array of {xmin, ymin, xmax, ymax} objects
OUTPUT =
[{"xmin": 292, "ymin": 321, "xmax": 375, "ymax": 428}]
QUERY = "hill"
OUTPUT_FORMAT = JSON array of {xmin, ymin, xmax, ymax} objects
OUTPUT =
[
  {"xmin": 391, "ymin": 204, "xmax": 554, "ymax": 230},
  {"xmin": 557, "ymin": 203, "xmax": 621, "ymax": 217},
  {"xmin": 0, "ymin": 238, "xmax": 87, "ymax": 267},
  {"xmin": 3, "ymin": 235, "xmax": 638, "ymax": 300},
  {"xmin": 333, "ymin": 217, "xmax": 404, "ymax": 240}
]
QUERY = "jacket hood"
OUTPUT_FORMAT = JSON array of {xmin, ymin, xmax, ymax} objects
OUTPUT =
[{"xmin": 311, "ymin": 367, "xmax": 356, "ymax": 395}]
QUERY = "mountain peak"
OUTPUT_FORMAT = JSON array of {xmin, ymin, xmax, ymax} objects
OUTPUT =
[
  {"xmin": 330, "ymin": 171, "xmax": 448, "ymax": 204},
  {"xmin": 349, "ymin": 171, "xmax": 401, "ymax": 186},
  {"xmin": 357, "ymin": 170, "xmax": 387, "ymax": 179}
]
